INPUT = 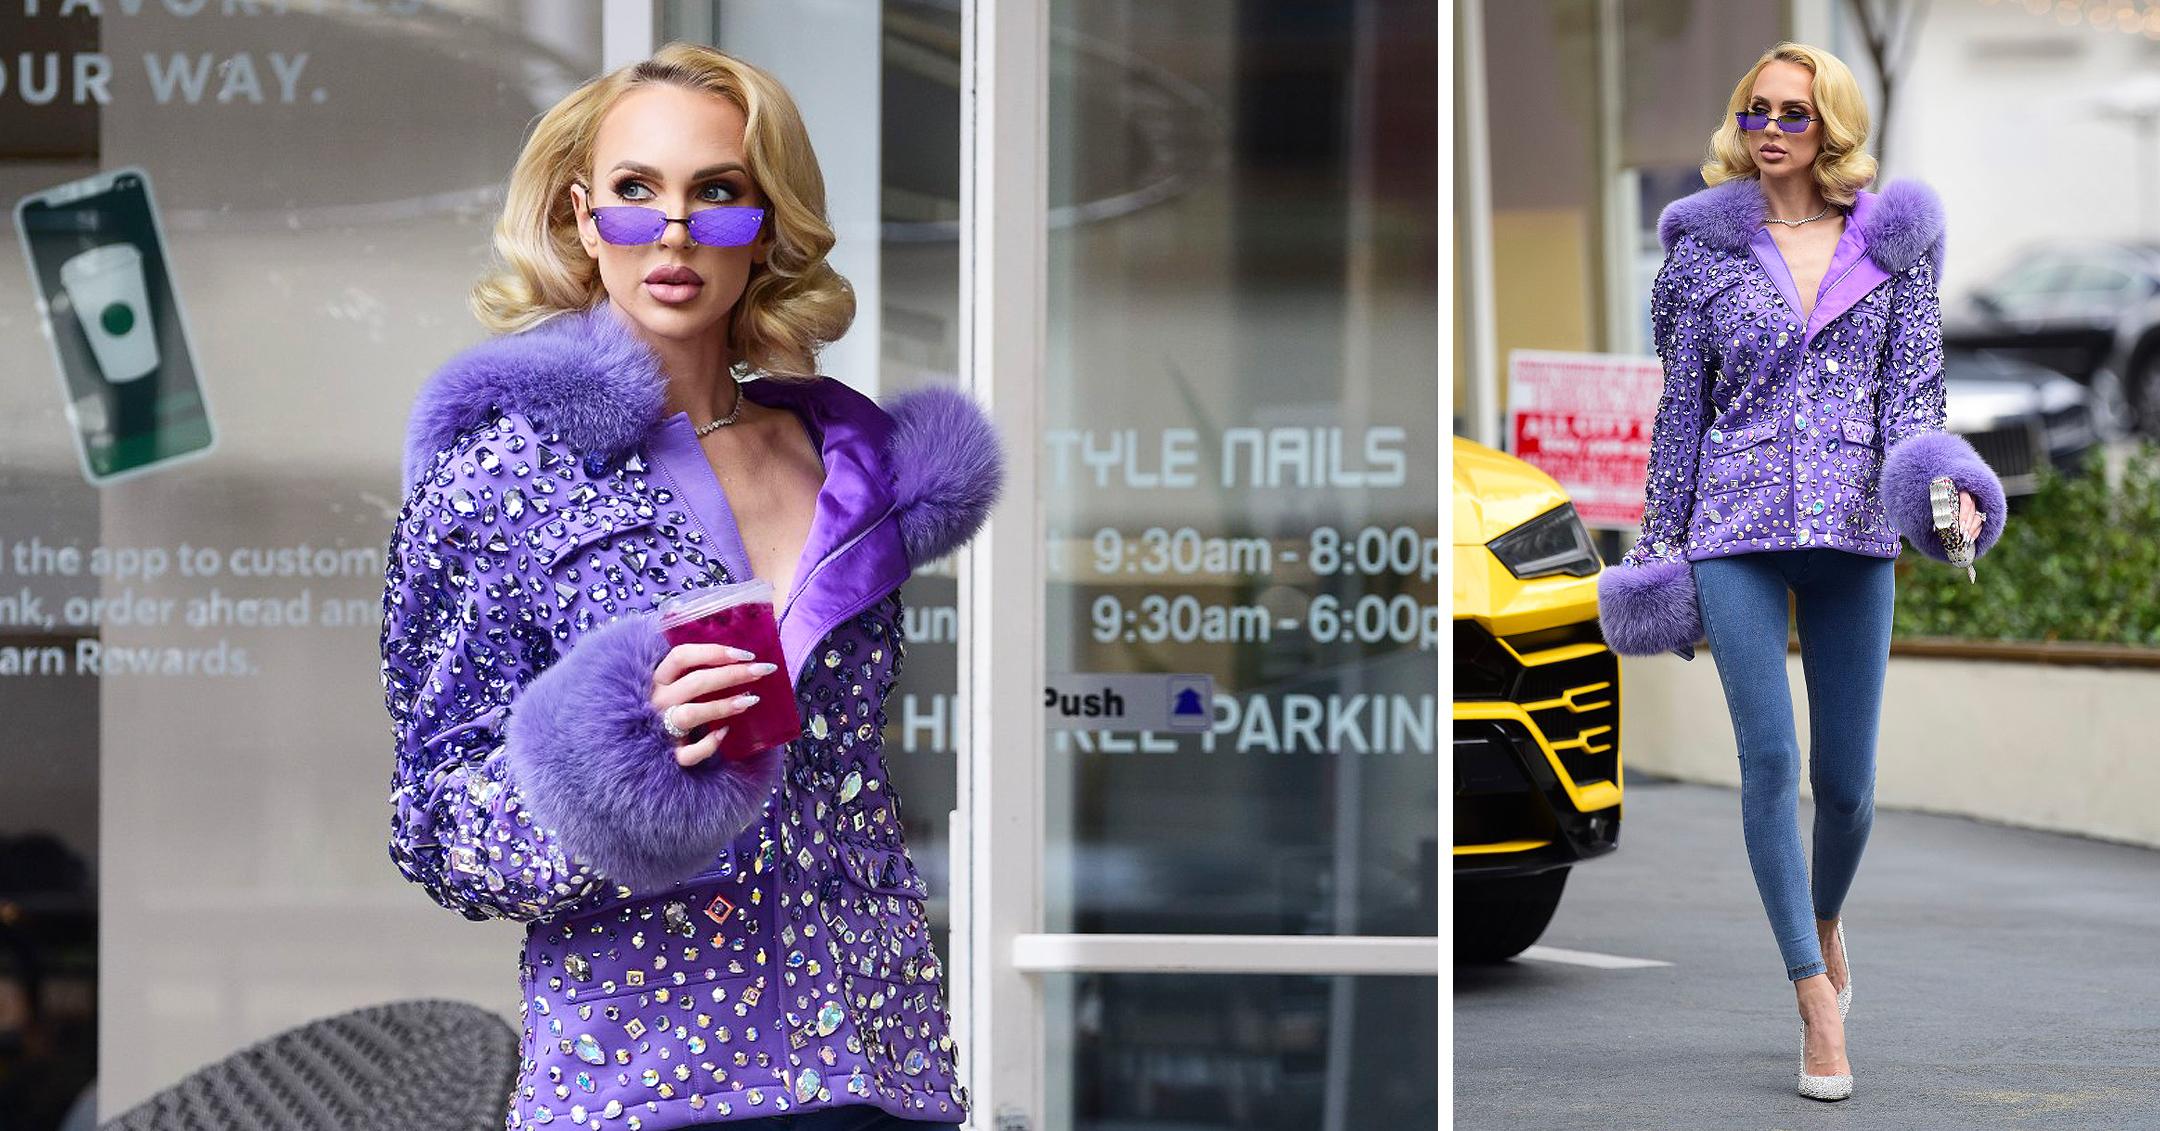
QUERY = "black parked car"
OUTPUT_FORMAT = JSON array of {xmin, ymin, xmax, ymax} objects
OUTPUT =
[
  {"xmin": 1941, "ymin": 345, "xmax": 2100, "ymax": 499},
  {"xmin": 1942, "ymin": 240, "xmax": 2160, "ymax": 435}
]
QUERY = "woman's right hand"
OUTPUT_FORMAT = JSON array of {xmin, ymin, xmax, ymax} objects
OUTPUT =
[{"xmin": 651, "ymin": 643, "xmax": 779, "ymax": 767}]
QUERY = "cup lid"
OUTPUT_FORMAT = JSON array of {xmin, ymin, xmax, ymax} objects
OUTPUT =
[{"xmin": 656, "ymin": 577, "xmax": 774, "ymax": 630}]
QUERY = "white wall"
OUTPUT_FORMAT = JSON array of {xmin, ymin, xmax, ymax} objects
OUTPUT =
[
  {"xmin": 1621, "ymin": 649, "xmax": 2160, "ymax": 851},
  {"xmin": 1849, "ymin": 2, "xmax": 2160, "ymax": 298}
]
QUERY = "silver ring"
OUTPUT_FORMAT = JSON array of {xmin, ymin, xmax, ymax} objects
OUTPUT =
[{"xmin": 661, "ymin": 704, "xmax": 689, "ymax": 741}]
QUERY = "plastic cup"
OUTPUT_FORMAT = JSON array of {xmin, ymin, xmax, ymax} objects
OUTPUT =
[
  {"xmin": 59, "ymin": 242, "xmax": 159, "ymax": 384},
  {"xmin": 655, "ymin": 579, "xmax": 802, "ymax": 762}
]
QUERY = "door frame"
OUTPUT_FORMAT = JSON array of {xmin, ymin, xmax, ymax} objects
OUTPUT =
[{"xmin": 954, "ymin": 1, "xmax": 1050, "ymax": 1128}]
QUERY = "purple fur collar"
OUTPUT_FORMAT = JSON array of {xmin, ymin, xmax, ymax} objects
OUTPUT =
[
  {"xmin": 1658, "ymin": 175, "xmax": 1945, "ymax": 277},
  {"xmin": 402, "ymin": 302, "xmax": 666, "ymax": 489},
  {"xmin": 402, "ymin": 301, "xmax": 1003, "ymax": 566}
]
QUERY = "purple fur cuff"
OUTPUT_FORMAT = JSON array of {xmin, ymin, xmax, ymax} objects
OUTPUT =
[
  {"xmin": 1880, "ymin": 430, "xmax": 2006, "ymax": 563},
  {"xmin": 1597, "ymin": 559, "xmax": 1703, "ymax": 656},
  {"xmin": 503, "ymin": 611, "xmax": 781, "ymax": 892},
  {"xmin": 886, "ymin": 384, "xmax": 1005, "ymax": 568}
]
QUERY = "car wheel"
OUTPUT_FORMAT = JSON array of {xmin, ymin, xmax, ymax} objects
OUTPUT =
[{"xmin": 1454, "ymin": 867, "xmax": 1569, "ymax": 963}]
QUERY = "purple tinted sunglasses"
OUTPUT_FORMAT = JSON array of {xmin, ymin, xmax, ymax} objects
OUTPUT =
[
  {"xmin": 1736, "ymin": 108, "xmax": 1818, "ymax": 134},
  {"xmin": 589, "ymin": 202, "xmax": 766, "ymax": 247}
]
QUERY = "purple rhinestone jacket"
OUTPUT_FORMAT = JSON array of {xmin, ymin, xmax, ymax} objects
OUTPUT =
[
  {"xmin": 1619, "ymin": 175, "xmax": 2004, "ymax": 569},
  {"xmin": 1594, "ymin": 175, "xmax": 2007, "ymax": 657},
  {"xmin": 379, "ymin": 301, "xmax": 1004, "ymax": 1127}
]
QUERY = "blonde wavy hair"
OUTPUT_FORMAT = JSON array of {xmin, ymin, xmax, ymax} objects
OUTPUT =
[
  {"xmin": 1701, "ymin": 41, "xmax": 1878, "ymax": 208},
  {"xmin": 469, "ymin": 42, "xmax": 853, "ymax": 376}
]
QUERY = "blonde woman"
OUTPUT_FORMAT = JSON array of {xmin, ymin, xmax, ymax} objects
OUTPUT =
[
  {"xmin": 1595, "ymin": 42, "xmax": 2002, "ymax": 1101},
  {"xmin": 382, "ymin": 43, "xmax": 1001, "ymax": 1128}
]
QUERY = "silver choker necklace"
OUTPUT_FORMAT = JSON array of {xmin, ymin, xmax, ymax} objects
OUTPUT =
[
  {"xmin": 694, "ymin": 361, "xmax": 753, "ymax": 437},
  {"xmin": 1764, "ymin": 204, "xmax": 1835, "ymax": 228}
]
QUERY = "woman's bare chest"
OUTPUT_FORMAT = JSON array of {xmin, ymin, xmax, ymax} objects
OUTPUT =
[
  {"xmin": 1766, "ymin": 221, "xmax": 1844, "ymax": 320},
  {"xmin": 701, "ymin": 414, "xmax": 825, "ymax": 599}
]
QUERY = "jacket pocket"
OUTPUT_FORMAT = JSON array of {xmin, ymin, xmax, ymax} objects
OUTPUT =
[
  {"xmin": 526, "ymin": 495, "xmax": 661, "ymax": 572},
  {"xmin": 1830, "ymin": 416, "xmax": 1882, "ymax": 486},
  {"xmin": 821, "ymin": 838, "xmax": 941, "ymax": 986},
  {"xmin": 834, "ymin": 837, "xmax": 931, "ymax": 900},
  {"xmin": 416, "ymin": 703, "xmax": 509, "ymax": 754},
  {"xmin": 1699, "ymin": 419, "xmax": 1780, "ymax": 496},
  {"xmin": 1844, "ymin": 293, "xmax": 1891, "ymax": 333}
]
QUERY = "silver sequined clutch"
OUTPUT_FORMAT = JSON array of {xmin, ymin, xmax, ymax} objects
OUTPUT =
[{"xmin": 1930, "ymin": 475, "xmax": 1977, "ymax": 583}]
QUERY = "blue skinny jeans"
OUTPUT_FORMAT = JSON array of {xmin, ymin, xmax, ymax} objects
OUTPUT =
[{"xmin": 1691, "ymin": 548, "xmax": 1892, "ymax": 982}]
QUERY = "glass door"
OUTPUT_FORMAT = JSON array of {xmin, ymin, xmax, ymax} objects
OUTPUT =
[{"xmin": 957, "ymin": 3, "xmax": 1440, "ymax": 1128}]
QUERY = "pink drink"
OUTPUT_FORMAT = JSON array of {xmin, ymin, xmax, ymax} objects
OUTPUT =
[{"xmin": 656, "ymin": 579, "xmax": 803, "ymax": 762}]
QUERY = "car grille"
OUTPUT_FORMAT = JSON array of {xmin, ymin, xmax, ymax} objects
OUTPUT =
[
  {"xmin": 1961, "ymin": 421, "xmax": 2043, "ymax": 488},
  {"xmin": 1455, "ymin": 619, "xmax": 1513, "ymax": 699},
  {"xmin": 1454, "ymin": 619, "xmax": 1619, "ymax": 790},
  {"xmin": 1454, "ymin": 720, "xmax": 1551, "ymax": 845}
]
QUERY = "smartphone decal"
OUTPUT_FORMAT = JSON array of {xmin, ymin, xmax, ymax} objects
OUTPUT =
[{"xmin": 14, "ymin": 166, "xmax": 217, "ymax": 485}]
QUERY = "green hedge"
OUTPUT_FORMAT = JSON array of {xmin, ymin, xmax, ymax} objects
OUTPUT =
[{"xmin": 1894, "ymin": 439, "xmax": 2160, "ymax": 646}]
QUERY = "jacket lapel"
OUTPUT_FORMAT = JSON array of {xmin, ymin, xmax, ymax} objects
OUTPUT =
[
  {"xmin": 643, "ymin": 378, "xmax": 909, "ymax": 687},
  {"xmin": 1748, "ymin": 225, "xmax": 1808, "ymax": 330},
  {"xmin": 737, "ymin": 377, "xmax": 910, "ymax": 685},
  {"xmin": 1797, "ymin": 188, "xmax": 1889, "ymax": 348}
]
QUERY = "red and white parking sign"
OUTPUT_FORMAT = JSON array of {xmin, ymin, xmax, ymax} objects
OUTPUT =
[{"xmin": 1506, "ymin": 350, "xmax": 1665, "ymax": 530}]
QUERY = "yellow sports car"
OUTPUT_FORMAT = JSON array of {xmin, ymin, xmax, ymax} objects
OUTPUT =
[{"xmin": 1453, "ymin": 436, "xmax": 1622, "ymax": 961}]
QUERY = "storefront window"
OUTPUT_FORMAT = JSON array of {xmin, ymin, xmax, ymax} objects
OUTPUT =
[{"xmin": 1042, "ymin": 1, "xmax": 1438, "ymax": 1125}]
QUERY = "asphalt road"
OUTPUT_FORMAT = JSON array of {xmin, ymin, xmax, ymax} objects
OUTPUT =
[{"xmin": 1454, "ymin": 774, "xmax": 2160, "ymax": 1130}]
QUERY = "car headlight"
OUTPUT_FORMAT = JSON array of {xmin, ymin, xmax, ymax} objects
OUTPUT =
[{"xmin": 1486, "ymin": 502, "xmax": 1602, "ymax": 580}]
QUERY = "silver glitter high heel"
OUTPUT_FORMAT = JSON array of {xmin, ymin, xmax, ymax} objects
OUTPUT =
[{"xmin": 1797, "ymin": 1016, "xmax": 1854, "ymax": 1101}]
